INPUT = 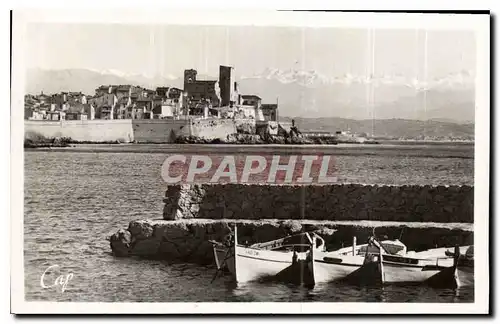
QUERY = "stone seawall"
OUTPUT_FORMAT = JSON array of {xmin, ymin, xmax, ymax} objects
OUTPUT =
[
  {"xmin": 25, "ymin": 118, "xmax": 238, "ymax": 143},
  {"xmin": 109, "ymin": 219, "xmax": 473, "ymax": 265},
  {"xmin": 132, "ymin": 119, "xmax": 191, "ymax": 142},
  {"xmin": 25, "ymin": 120, "xmax": 135, "ymax": 142},
  {"xmin": 163, "ymin": 184, "xmax": 474, "ymax": 223},
  {"xmin": 190, "ymin": 118, "xmax": 237, "ymax": 139},
  {"xmin": 234, "ymin": 118, "xmax": 256, "ymax": 134}
]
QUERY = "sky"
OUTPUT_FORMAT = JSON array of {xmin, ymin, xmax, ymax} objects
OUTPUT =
[{"xmin": 25, "ymin": 23, "xmax": 476, "ymax": 80}]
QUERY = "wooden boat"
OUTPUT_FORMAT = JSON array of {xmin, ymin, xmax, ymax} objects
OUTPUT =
[
  {"xmin": 309, "ymin": 236, "xmax": 409, "ymax": 284},
  {"xmin": 210, "ymin": 226, "xmax": 324, "ymax": 283},
  {"xmin": 402, "ymin": 245, "xmax": 474, "ymax": 287},
  {"xmin": 355, "ymin": 237, "xmax": 460, "ymax": 287}
]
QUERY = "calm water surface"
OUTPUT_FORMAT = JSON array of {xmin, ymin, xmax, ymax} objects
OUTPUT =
[{"xmin": 24, "ymin": 144, "xmax": 474, "ymax": 303}]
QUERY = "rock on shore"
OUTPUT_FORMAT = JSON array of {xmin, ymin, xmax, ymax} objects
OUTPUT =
[
  {"xmin": 173, "ymin": 134, "xmax": 337, "ymax": 145},
  {"xmin": 109, "ymin": 219, "xmax": 473, "ymax": 265}
]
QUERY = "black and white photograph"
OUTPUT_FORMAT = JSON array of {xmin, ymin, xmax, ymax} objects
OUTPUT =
[{"xmin": 10, "ymin": 9, "xmax": 490, "ymax": 314}]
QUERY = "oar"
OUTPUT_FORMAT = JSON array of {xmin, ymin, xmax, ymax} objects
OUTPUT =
[
  {"xmin": 210, "ymin": 246, "xmax": 234, "ymax": 284},
  {"xmin": 210, "ymin": 250, "xmax": 226, "ymax": 283},
  {"xmin": 210, "ymin": 266, "xmax": 222, "ymax": 283}
]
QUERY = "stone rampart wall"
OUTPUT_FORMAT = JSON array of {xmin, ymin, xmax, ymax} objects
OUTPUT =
[
  {"xmin": 189, "ymin": 118, "xmax": 237, "ymax": 139},
  {"xmin": 25, "ymin": 120, "xmax": 134, "ymax": 142},
  {"xmin": 25, "ymin": 118, "xmax": 237, "ymax": 143},
  {"xmin": 132, "ymin": 119, "xmax": 191, "ymax": 143}
]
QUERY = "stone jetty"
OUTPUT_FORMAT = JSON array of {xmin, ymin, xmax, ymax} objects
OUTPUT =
[
  {"xmin": 162, "ymin": 184, "xmax": 474, "ymax": 223},
  {"xmin": 109, "ymin": 184, "xmax": 474, "ymax": 265}
]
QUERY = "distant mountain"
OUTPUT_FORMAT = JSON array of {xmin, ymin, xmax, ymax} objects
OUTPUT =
[
  {"xmin": 241, "ymin": 67, "xmax": 474, "ymax": 89},
  {"xmin": 237, "ymin": 68, "xmax": 475, "ymax": 123},
  {"xmin": 26, "ymin": 68, "xmax": 184, "ymax": 95},
  {"xmin": 360, "ymin": 87, "xmax": 476, "ymax": 122},
  {"xmin": 25, "ymin": 67, "xmax": 475, "ymax": 123},
  {"xmin": 281, "ymin": 117, "xmax": 474, "ymax": 140}
]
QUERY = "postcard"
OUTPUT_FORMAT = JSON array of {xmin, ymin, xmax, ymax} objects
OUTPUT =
[{"xmin": 11, "ymin": 9, "xmax": 490, "ymax": 314}]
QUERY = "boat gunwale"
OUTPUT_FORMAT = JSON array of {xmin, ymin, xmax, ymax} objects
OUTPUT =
[
  {"xmin": 381, "ymin": 260, "xmax": 451, "ymax": 270},
  {"xmin": 235, "ymin": 253, "xmax": 296, "ymax": 264},
  {"xmin": 238, "ymin": 243, "xmax": 314, "ymax": 252},
  {"xmin": 314, "ymin": 259, "xmax": 361, "ymax": 267}
]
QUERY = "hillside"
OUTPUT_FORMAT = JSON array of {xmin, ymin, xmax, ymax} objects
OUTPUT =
[{"xmin": 281, "ymin": 117, "xmax": 474, "ymax": 140}]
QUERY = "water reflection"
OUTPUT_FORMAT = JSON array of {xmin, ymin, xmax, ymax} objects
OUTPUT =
[{"xmin": 220, "ymin": 274, "xmax": 473, "ymax": 303}]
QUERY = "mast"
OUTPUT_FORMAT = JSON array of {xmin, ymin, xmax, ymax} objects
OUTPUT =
[
  {"xmin": 204, "ymin": 26, "xmax": 209, "ymax": 78},
  {"xmin": 300, "ymin": 185, "xmax": 305, "ymax": 219},
  {"xmin": 423, "ymin": 29, "xmax": 428, "ymax": 138},
  {"xmin": 365, "ymin": 28, "xmax": 373, "ymax": 137},
  {"xmin": 371, "ymin": 28, "xmax": 375, "ymax": 137}
]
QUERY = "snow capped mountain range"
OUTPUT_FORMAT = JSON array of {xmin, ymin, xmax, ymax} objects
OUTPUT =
[
  {"xmin": 86, "ymin": 68, "xmax": 134, "ymax": 78},
  {"xmin": 86, "ymin": 68, "xmax": 178, "ymax": 80},
  {"xmin": 241, "ymin": 67, "xmax": 475, "ymax": 90}
]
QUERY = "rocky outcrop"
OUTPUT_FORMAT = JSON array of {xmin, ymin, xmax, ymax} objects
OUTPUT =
[
  {"xmin": 225, "ymin": 134, "xmax": 264, "ymax": 144},
  {"xmin": 24, "ymin": 132, "xmax": 73, "ymax": 148},
  {"xmin": 173, "ymin": 134, "xmax": 324, "ymax": 145},
  {"xmin": 109, "ymin": 219, "xmax": 473, "ymax": 265},
  {"xmin": 109, "ymin": 229, "xmax": 133, "ymax": 257},
  {"xmin": 162, "ymin": 184, "xmax": 474, "ymax": 223}
]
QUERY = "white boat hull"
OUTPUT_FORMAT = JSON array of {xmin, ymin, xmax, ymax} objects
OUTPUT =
[
  {"xmin": 212, "ymin": 227, "xmax": 320, "ymax": 284},
  {"xmin": 308, "ymin": 239, "xmax": 410, "ymax": 284},
  {"xmin": 381, "ymin": 258, "xmax": 455, "ymax": 284},
  {"xmin": 382, "ymin": 262, "xmax": 442, "ymax": 284},
  {"xmin": 234, "ymin": 245, "xmax": 309, "ymax": 283},
  {"xmin": 413, "ymin": 246, "xmax": 474, "ymax": 287},
  {"xmin": 310, "ymin": 253, "xmax": 364, "ymax": 283}
]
